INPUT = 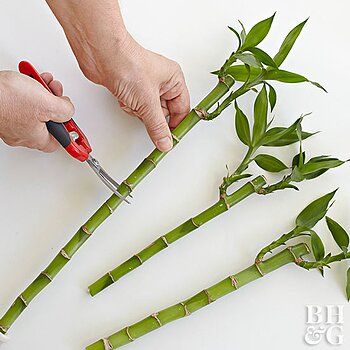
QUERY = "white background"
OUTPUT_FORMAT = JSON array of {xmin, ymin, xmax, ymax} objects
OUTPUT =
[{"xmin": 0, "ymin": 0, "xmax": 349, "ymax": 349}]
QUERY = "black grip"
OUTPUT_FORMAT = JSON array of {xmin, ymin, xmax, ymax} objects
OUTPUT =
[{"xmin": 46, "ymin": 121, "xmax": 71, "ymax": 148}]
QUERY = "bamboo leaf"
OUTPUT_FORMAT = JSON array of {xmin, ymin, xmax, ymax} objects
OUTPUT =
[
  {"xmin": 254, "ymin": 154, "xmax": 288, "ymax": 172},
  {"xmin": 267, "ymin": 83, "xmax": 277, "ymax": 111},
  {"xmin": 326, "ymin": 217, "xmax": 350, "ymax": 251},
  {"xmin": 296, "ymin": 190, "xmax": 337, "ymax": 229},
  {"xmin": 263, "ymin": 129, "xmax": 314, "ymax": 147},
  {"xmin": 235, "ymin": 53, "xmax": 262, "ymax": 68},
  {"xmin": 310, "ymin": 231, "xmax": 325, "ymax": 261},
  {"xmin": 241, "ymin": 13, "xmax": 275, "ymax": 50},
  {"xmin": 238, "ymin": 20, "xmax": 247, "ymax": 43},
  {"xmin": 265, "ymin": 69, "xmax": 327, "ymax": 92},
  {"xmin": 265, "ymin": 69, "xmax": 308, "ymax": 83},
  {"xmin": 292, "ymin": 152, "xmax": 306, "ymax": 167},
  {"xmin": 261, "ymin": 117, "xmax": 301, "ymax": 146},
  {"xmin": 228, "ymin": 26, "xmax": 242, "ymax": 49},
  {"xmin": 252, "ymin": 85, "xmax": 268, "ymax": 145},
  {"xmin": 274, "ymin": 19, "xmax": 308, "ymax": 67},
  {"xmin": 246, "ymin": 47, "xmax": 277, "ymax": 68},
  {"xmin": 301, "ymin": 159, "xmax": 345, "ymax": 176},
  {"xmin": 235, "ymin": 102, "xmax": 251, "ymax": 146},
  {"xmin": 347, "ymin": 268, "xmax": 350, "ymax": 302},
  {"xmin": 291, "ymin": 165, "xmax": 305, "ymax": 182},
  {"xmin": 226, "ymin": 65, "xmax": 261, "ymax": 82}
]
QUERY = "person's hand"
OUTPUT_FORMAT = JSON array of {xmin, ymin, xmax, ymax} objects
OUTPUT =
[
  {"xmin": 80, "ymin": 35, "xmax": 191, "ymax": 152},
  {"xmin": 0, "ymin": 71, "xmax": 75, "ymax": 152}
]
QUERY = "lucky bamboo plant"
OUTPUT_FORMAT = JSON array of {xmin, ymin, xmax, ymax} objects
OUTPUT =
[
  {"xmin": 88, "ymin": 91, "xmax": 345, "ymax": 295},
  {"xmin": 0, "ymin": 15, "xmax": 327, "ymax": 338},
  {"xmin": 86, "ymin": 192, "xmax": 350, "ymax": 350}
]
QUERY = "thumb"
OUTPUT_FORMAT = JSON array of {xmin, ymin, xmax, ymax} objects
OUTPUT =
[
  {"xmin": 141, "ymin": 100, "xmax": 173, "ymax": 152},
  {"xmin": 44, "ymin": 95, "xmax": 75, "ymax": 123}
]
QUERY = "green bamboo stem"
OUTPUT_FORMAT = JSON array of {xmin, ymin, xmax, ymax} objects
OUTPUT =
[
  {"xmin": 88, "ymin": 176, "xmax": 266, "ymax": 296},
  {"xmin": 0, "ymin": 74, "xmax": 260, "ymax": 336},
  {"xmin": 86, "ymin": 243, "xmax": 310, "ymax": 350}
]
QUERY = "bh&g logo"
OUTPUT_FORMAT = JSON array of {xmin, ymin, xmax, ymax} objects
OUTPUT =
[{"xmin": 304, "ymin": 305, "xmax": 344, "ymax": 346}]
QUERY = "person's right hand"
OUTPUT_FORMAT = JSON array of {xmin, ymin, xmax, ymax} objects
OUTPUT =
[{"xmin": 0, "ymin": 70, "xmax": 75, "ymax": 152}]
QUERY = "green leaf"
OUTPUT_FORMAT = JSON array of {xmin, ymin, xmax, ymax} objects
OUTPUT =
[
  {"xmin": 254, "ymin": 154, "xmax": 288, "ymax": 173},
  {"xmin": 291, "ymin": 166, "xmax": 305, "ymax": 182},
  {"xmin": 295, "ymin": 190, "xmax": 337, "ymax": 229},
  {"xmin": 265, "ymin": 69, "xmax": 308, "ymax": 83},
  {"xmin": 267, "ymin": 84, "xmax": 277, "ymax": 111},
  {"xmin": 274, "ymin": 19, "xmax": 308, "ymax": 67},
  {"xmin": 228, "ymin": 26, "xmax": 242, "ymax": 49},
  {"xmin": 301, "ymin": 159, "xmax": 345, "ymax": 176},
  {"xmin": 311, "ymin": 231, "xmax": 325, "ymax": 261},
  {"xmin": 241, "ymin": 13, "xmax": 275, "ymax": 50},
  {"xmin": 252, "ymin": 85, "xmax": 268, "ymax": 145},
  {"xmin": 235, "ymin": 53, "xmax": 262, "ymax": 68},
  {"xmin": 261, "ymin": 118, "xmax": 301, "ymax": 146},
  {"xmin": 263, "ymin": 129, "xmax": 314, "ymax": 147},
  {"xmin": 346, "ymin": 268, "xmax": 350, "ymax": 302},
  {"xmin": 326, "ymin": 217, "xmax": 349, "ymax": 251},
  {"xmin": 226, "ymin": 65, "xmax": 261, "ymax": 82},
  {"xmin": 235, "ymin": 102, "xmax": 251, "ymax": 146},
  {"xmin": 246, "ymin": 47, "xmax": 277, "ymax": 68},
  {"xmin": 265, "ymin": 69, "xmax": 327, "ymax": 92},
  {"xmin": 238, "ymin": 20, "xmax": 247, "ymax": 43},
  {"xmin": 292, "ymin": 152, "xmax": 306, "ymax": 167}
]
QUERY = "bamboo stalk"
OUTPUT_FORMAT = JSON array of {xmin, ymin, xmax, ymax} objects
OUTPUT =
[
  {"xmin": 86, "ymin": 243, "xmax": 310, "ymax": 350},
  {"xmin": 1, "ymin": 74, "xmax": 260, "ymax": 336},
  {"xmin": 88, "ymin": 176, "xmax": 266, "ymax": 296}
]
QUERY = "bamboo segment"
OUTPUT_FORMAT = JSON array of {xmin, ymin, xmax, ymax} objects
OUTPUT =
[
  {"xmin": 86, "ymin": 243, "xmax": 310, "ymax": 350},
  {"xmin": 0, "ymin": 76, "xmax": 244, "ymax": 336},
  {"xmin": 88, "ymin": 176, "xmax": 267, "ymax": 296}
]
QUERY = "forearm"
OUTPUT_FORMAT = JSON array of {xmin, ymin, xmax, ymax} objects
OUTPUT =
[{"xmin": 45, "ymin": 0, "xmax": 129, "ymax": 85}]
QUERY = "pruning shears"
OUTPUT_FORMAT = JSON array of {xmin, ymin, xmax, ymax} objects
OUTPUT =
[{"xmin": 19, "ymin": 61, "xmax": 131, "ymax": 204}]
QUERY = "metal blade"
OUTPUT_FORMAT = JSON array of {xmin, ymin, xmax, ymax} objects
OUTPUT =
[{"xmin": 86, "ymin": 155, "xmax": 131, "ymax": 204}]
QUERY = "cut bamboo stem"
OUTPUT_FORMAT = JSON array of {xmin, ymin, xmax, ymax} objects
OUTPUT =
[
  {"xmin": 0, "ymin": 75, "xmax": 257, "ymax": 336},
  {"xmin": 86, "ymin": 243, "xmax": 310, "ymax": 350},
  {"xmin": 88, "ymin": 176, "xmax": 266, "ymax": 296}
]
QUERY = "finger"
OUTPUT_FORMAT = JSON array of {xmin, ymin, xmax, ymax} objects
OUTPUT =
[
  {"xmin": 140, "ymin": 98, "xmax": 173, "ymax": 152},
  {"xmin": 35, "ymin": 132, "xmax": 60, "ymax": 153},
  {"xmin": 42, "ymin": 95, "xmax": 75, "ymax": 123},
  {"xmin": 48, "ymin": 80, "xmax": 63, "ymax": 97},
  {"xmin": 40, "ymin": 72, "xmax": 53, "ymax": 85},
  {"xmin": 161, "ymin": 79, "xmax": 190, "ymax": 129}
]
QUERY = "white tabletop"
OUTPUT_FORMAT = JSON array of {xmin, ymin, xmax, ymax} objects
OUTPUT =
[{"xmin": 0, "ymin": 0, "xmax": 349, "ymax": 349}]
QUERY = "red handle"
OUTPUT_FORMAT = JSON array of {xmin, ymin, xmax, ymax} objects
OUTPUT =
[{"xmin": 18, "ymin": 61, "xmax": 92, "ymax": 162}]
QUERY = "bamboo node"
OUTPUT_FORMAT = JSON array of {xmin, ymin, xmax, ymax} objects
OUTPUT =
[
  {"xmin": 125, "ymin": 327, "xmax": 135, "ymax": 341},
  {"xmin": 41, "ymin": 271, "xmax": 53, "ymax": 282},
  {"xmin": 190, "ymin": 217, "xmax": 200, "ymax": 228},
  {"xmin": 122, "ymin": 180, "xmax": 133, "ymax": 192},
  {"xmin": 105, "ymin": 202, "xmax": 114, "ymax": 214},
  {"xmin": 255, "ymin": 262, "xmax": 265, "ymax": 277},
  {"xmin": 151, "ymin": 313, "xmax": 163, "ymax": 327},
  {"xmin": 134, "ymin": 254, "xmax": 143, "ymax": 265},
  {"xmin": 222, "ymin": 196, "xmax": 230, "ymax": 210},
  {"xmin": 102, "ymin": 338, "xmax": 113, "ymax": 350},
  {"xmin": 0, "ymin": 325, "xmax": 8, "ymax": 334},
  {"xmin": 60, "ymin": 249, "xmax": 71, "ymax": 260},
  {"xmin": 229, "ymin": 275, "xmax": 239, "ymax": 289},
  {"xmin": 204, "ymin": 289, "xmax": 214, "ymax": 304},
  {"xmin": 161, "ymin": 236, "xmax": 169, "ymax": 247},
  {"xmin": 171, "ymin": 133, "xmax": 180, "ymax": 144},
  {"xmin": 180, "ymin": 302, "xmax": 191, "ymax": 316},
  {"xmin": 194, "ymin": 108, "xmax": 208, "ymax": 120},
  {"xmin": 145, "ymin": 157, "xmax": 157, "ymax": 168},
  {"xmin": 82, "ymin": 225, "xmax": 93, "ymax": 236},
  {"xmin": 108, "ymin": 271, "xmax": 116, "ymax": 283},
  {"xmin": 219, "ymin": 75, "xmax": 233, "ymax": 89},
  {"xmin": 19, "ymin": 294, "xmax": 28, "ymax": 307}
]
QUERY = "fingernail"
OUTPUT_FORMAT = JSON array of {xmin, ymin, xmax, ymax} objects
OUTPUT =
[{"xmin": 156, "ymin": 136, "xmax": 173, "ymax": 152}]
